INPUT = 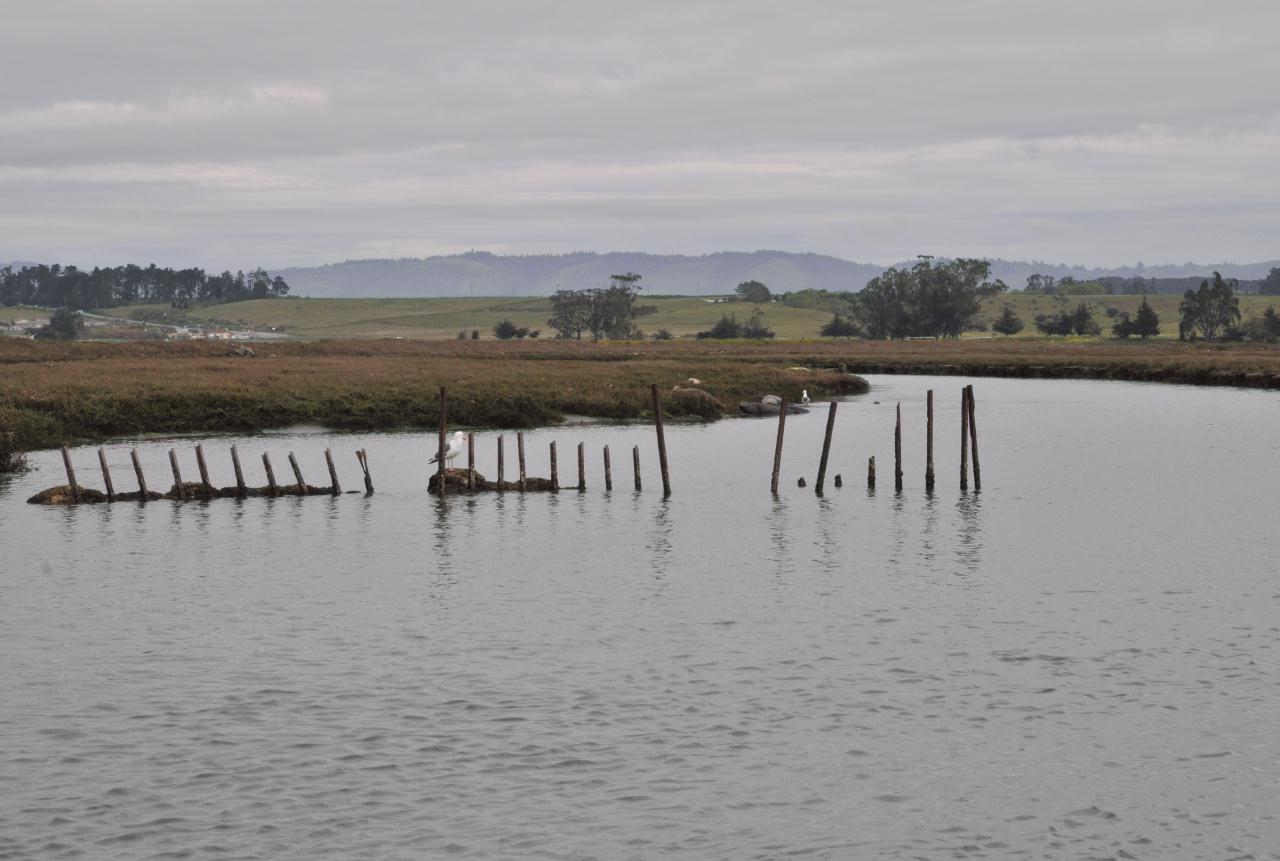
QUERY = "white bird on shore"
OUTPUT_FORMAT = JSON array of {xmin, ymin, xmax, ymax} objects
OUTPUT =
[
  {"xmin": 429, "ymin": 430, "xmax": 467, "ymax": 466},
  {"xmin": 800, "ymin": 389, "xmax": 811, "ymax": 404}
]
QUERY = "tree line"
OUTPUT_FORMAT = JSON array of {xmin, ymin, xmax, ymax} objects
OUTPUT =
[{"xmin": 0, "ymin": 263, "xmax": 289, "ymax": 310}]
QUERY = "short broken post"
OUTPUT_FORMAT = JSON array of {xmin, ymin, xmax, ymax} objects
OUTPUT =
[
  {"xmin": 967, "ymin": 385, "xmax": 981, "ymax": 492},
  {"xmin": 815, "ymin": 401, "xmax": 837, "ymax": 494},
  {"xmin": 288, "ymin": 452, "xmax": 306, "ymax": 493},
  {"xmin": 437, "ymin": 386, "xmax": 448, "ymax": 499},
  {"xmin": 98, "ymin": 448, "xmax": 115, "ymax": 502},
  {"xmin": 651, "ymin": 384, "xmax": 671, "ymax": 497},
  {"xmin": 960, "ymin": 387, "xmax": 969, "ymax": 492},
  {"xmin": 262, "ymin": 452, "xmax": 278, "ymax": 496},
  {"xmin": 517, "ymin": 432, "xmax": 527, "ymax": 492},
  {"xmin": 550, "ymin": 441, "xmax": 559, "ymax": 492},
  {"xmin": 603, "ymin": 445, "xmax": 613, "ymax": 491},
  {"xmin": 169, "ymin": 448, "xmax": 185, "ymax": 500},
  {"xmin": 131, "ymin": 449, "xmax": 148, "ymax": 500},
  {"xmin": 632, "ymin": 445, "xmax": 642, "ymax": 492},
  {"xmin": 925, "ymin": 389, "xmax": 935, "ymax": 492},
  {"xmin": 867, "ymin": 456, "xmax": 876, "ymax": 490},
  {"xmin": 467, "ymin": 432, "xmax": 476, "ymax": 492},
  {"xmin": 231, "ymin": 445, "xmax": 247, "ymax": 497},
  {"xmin": 577, "ymin": 442, "xmax": 585, "ymax": 492},
  {"xmin": 61, "ymin": 446, "xmax": 80, "ymax": 503},
  {"xmin": 770, "ymin": 398, "xmax": 788, "ymax": 495},
  {"xmin": 324, "ymin": 448, "xmax": 340, "ymax": 495},
  {"xmin": 196, "ymin": 444, "xmax": 212, "ymax": 494},
  {"xmin": 894, "ymin": 402, "xmax": 903, "ymax": 493}
]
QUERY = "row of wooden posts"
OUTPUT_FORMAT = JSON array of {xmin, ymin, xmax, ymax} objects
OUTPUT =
[
  {"xmin": 771, "ymin": 384, "xmax": 981, "ymax": 494},
  {"xmin": 57, "ymin": 443, "xmax": 375, "ymax": 504}
]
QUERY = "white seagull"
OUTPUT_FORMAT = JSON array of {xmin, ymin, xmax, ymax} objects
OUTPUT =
[
  {"xmin": 800, "ymin": 389, "xmax": 811, "ymax": 404},
  {"xmin": 429, "ymin": 430, "xmax": 467, "ymax": 467}
]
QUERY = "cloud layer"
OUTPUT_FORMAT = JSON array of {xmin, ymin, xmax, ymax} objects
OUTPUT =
[{"xmin": 3, "ymin": 1, "xmax": 1278, "ymax": 269}]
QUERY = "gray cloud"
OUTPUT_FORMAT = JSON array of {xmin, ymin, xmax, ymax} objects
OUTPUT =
[{"xmin": 2, "ymin": 0, "xmax": 1278, "ymax": 269}]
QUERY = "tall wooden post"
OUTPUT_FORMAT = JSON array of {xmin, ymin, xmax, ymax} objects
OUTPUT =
[
  {"xmin": 925, "ymin": 389, "xmax": 935, "ymax": 492},
  {"xmin": 467, "ymin": 432, "xmax": 476, "ymax": 492},
  {"xmin": 815, "ymin": 401, "xmax": 837, "ymax": 494},
  {"xmin": 131, "ymin": 448, "xmax": 148, "ymax": 499},
  {"xmin": 632, "ymin": 445, "xmax": 642, "ymax": 492},
  {"xmin": 770, "ymin": 398, "xmax": 788, "ymax": 494},
  {"xmin": 437, "ymin": 386, "xmax": 448, "ymax": 498},
  {"xmin": 288, "ymin": 452, "xmax": 306, "ymax": 492},
  {"xmin": 517, "ymin": 432, "xmax": 527, "ymax": 492},
  {"xmin": 550, "ymin": 441, "xmax": 559, "ymax": 492},
  {"xmin": 894, "ymin": 402, "xmax": 903, "ymax": 493},
  {"xmin": 967, "ymin": 385, "xmax": 981, "ymax": 492},
  {"xmin": 61, "ymin": 446, "xmax": 80, "ymax": 503},
  {"xmin": 262, "ymin": 452, "xmax": 278, "ymax": 496},
  {"xmin": 651, "ymin": 384, "xmax": 671, "ymax": 497},
  {"xmin": 195, "ymin": 444, "xmax": 212, "ymax": 494},
  {"xmin": 324, "ymin": 448, "xmax": 340, "ymax": 495},
  {"xmin": 169, "ymin": 448, "xmax": 185, "ymax": 500},
  {"xmin": 577, "ymin": 442, "xmax": 585, "ymax": 491},
  {"xmin": 97, "ymin": 448, "xmax": 115, "ymax": 502},
  {"xmin": 497, "ymin": 435, "xmax": 505, "ymax": 488},
  {"xmin": 603, "ymin": 445, "xmax": 613, "ymax": 491},
  {"xmin": 960, "ymin": 387, "xmax": 969, "ymax": 492},
  {"xmin": 231, "ymin": 445, "xmax": 247, "ymax": 497}
]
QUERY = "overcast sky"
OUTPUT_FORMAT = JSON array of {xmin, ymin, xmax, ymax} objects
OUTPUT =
[{"xmin": 2, "ymin": 0, "xmax": 1278, "ymax": 270}]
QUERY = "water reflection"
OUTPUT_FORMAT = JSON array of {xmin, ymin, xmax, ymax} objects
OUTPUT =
[{"xmin": 954, "ymin": 491, "xmax": 984, "ymax": 573}]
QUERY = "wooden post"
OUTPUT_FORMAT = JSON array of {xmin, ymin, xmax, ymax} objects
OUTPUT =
[
  {"xmin": 651, "ymin": 383, "xmax": 671, "ymax": 497},
  {"xmin": 437, "ymin": 386, "xmax": 448, "ymax": 498},
  {"xmin": 231, "ymin": 445, "xmax": 247, "ymax": 497},
  {"xmin": 967, "ymin": 385, "xmax": 981, "ymax": 492},
  {"xmin": 925, "ymin": 389, "xmax": 935, "ymax": 492},
  {"xmin": 770, "ymin": 398, "xmax": 788, "ymax": 494},
  {"xmin": 632, "ymin": 445, "xmax": 642, "ymax": 492},
  {"xmin": 603, "ymin": 445, "xmax": 613, "ymax": 491},
  {"xmin": 97, "ymin": 448, "xmax": 115, "ymax": 502},
  {"xmin": 517, "ymin": 432, "xmax": 527, "ymax": 492},
  {"xmin": 467, "ymin": 433, "xmax": 475, "ymax": 492},
  {"xmin": 262, "ymin": 452, "xmax": 278, "ymax": 496},
  {"xmin": 550, "ymin": 441, "xmax": 559, "ymax": 492},
  {"xmin": 288, "ymin": 452, "xmax": 306, "ymax": 492},
  {"xmin": 894, "ymin": 402, "xmax": 903, "ymax": 493},
  {"xmin": 61, "ymin": 446, "xmax": 80, "ymax": 503},
  {"xmin": 357, "ymin": 449, "xmax": 373, "ymax": 495},
  {"xmin": 169, "ymin": 448, "xmax": 185, "ymax": 500},
  {"xmin": 867, "ymin": 455, "xmax": 876, "ymax": 489},
  {"xmin": 131, "ymin": 448, "xmax": 148, "ymax": 499},
  {"xmin": 195, "ymin": 443, "xmax": 212, "ymax": 493},
  {"xmin": 497, "ymin": 435, "xmax": 505, "ymax": 488},
  {"xmin": 324, "ymin": 448, "xmax": 340, "ymax": 495},
  {"xmin": 577, "ymin": 442, "xmax": 585, "ymax": 491},
  {"xmin": 815, "ymin": 401, "xmax": 837, "ymax": 494},
  {"xmin": 960, "ymin": 387, "xmax": 969, "ymax": 492}
]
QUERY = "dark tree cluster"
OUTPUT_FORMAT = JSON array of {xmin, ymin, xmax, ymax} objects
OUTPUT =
[
  {"xmin": 491, "ymin": 320, "xmax": 539, "ymax": 339},
  {"xmin": 547, "ymin": 273, "xmax": 656, "ymax": 340},
  {"xmin": 1035, "ymin": 302, "xmax": 1101, "ymax": 336},
  {"xmin": 858, "ymin": 257, "xmax": 1007, "ymax": 339},
  {"xmin": 0, "ymin": 263, "xmax": 289, "ymax": 310},
  {"xmin": 1178, "ymin": 272, "xmax": 1240, "ymax": 341},
  {"xmin": 1111, "ymin": 297, "xmax": 1161, "ymax": 339},
  {"xmin": 696, "ymin": 308, "xmax": 775, "ymax": 339}
]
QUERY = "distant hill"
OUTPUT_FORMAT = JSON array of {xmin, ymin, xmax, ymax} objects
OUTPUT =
[{"xmin": 258, "ymin": 251, "xmax": 1276, "ymax": 298}]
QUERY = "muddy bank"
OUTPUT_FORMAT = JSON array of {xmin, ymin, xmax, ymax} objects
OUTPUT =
[{"xmin": 840, "ymin": 361, "xmax": 1280, "ymax": 389}]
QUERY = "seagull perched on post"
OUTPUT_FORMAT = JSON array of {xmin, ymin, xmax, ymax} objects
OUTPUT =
[
  {"xmin": 429, "ymin": 430, "xmax": 467, "ymax": 467},
  {"xmin": 800, "ymin": 389, "xmax": 811, "ymax": 404}
]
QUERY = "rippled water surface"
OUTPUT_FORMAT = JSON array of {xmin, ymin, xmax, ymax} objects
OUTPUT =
[{"xmin": 2, "ymin": 375, "xmax": 1279, "ymax": 860}]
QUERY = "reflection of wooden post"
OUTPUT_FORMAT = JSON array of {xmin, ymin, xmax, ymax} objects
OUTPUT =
[
  {"xmin": 651, "ymin": 384, "xmax": 671, "ymax": 497},
  {"xmin": 288, "ymin": 452, "xmax": 306, "ymax": 492},
  {"xmin": 770, "ymin": 399, "xmax": 787, "ymax": 494},
  {"xmin": 894, "ymin": 402, "xmax": 903, "ymax": 493},
  {"xmin": 867, "ymin": 456, "xmax": 876, "ymax": 489},
  {"xmin": 960, "ymin": 388, "xmax": 969, "ymax": 492},
  {"xmin": 196, "ymin": 444, "xmax": 212, "ymax": 493},
  {"xmin": 967, "ymin": 385, "xmax": 981, "ymax": 492},
  {"xmin": 815, "ymin": 401, "xmax": 837, "ymax": 494},
  {"xmin": 550, "ymin": 441, "xmax": 559, "ymax": 492},
  {"xmin": 231, "ymin": 445, "xmax": 247, "ymax": 497},
  {"xmin": 603, "ymin": 445, "xmax": 613, "ymax": 491},
  {"xmin": 925, "ymin": 389, "xmax": 935, "ymax": 492},
  {"xmin": 169, "ymin": 449, "xmax": 185, "ymax": 500},
  {"xmin": 632, "ymin": 446, "xmax": 642, "ymax": 492},
  {"xmin": 324, "ymin": 448, "xmax": 340, "ymax": 495},
  {"xmin": 497, "ymin": 435, "xmax": 505, "ymax": 488},
  {"xmin": 517, "ymin": 432, "xmax": 527, "ymax": 492},
  {"xmin": 262, "ymin": 452, "xmax": 278, "ymax": 496},
  {"xmin": 467, "ymin": 433, "xmax": 475, "ymax": 492},
  {"xmin": 131, "ymin": 449, "xmax": 148, "ymax": 499},
  {"xmin": 437, "ymin": 386, "xmax": 448, "ymax": 498},
  {"xmin": 577, "ymin": 442, "xmax": 585, "ymax": 491},
  {"xmin": 61, "ymin": 446, "xmax": 80, "ymax": 503},
  {"xmin": 98, "ymin": 448, "xmax": 115, "ymax": 502}
]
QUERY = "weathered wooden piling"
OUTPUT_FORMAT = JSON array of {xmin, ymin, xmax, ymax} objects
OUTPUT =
[
  {"xmin": 169, "ymin": 449, "xmax": 186, "ymax": 500},
  {"xmin": 196, "ymin": 444, "xmax": 213, "ymax": 493},
  {"xmin": 651, "ymin": 384, "xmax": 671, "ymax": 497},
  {"xmin": 97, "ymin": 448, "xmax": 115, "ymax": 502},
  {"xmin": 925, "ymin": 389, "xmax": 935, "ymax": 492},
  {"xmin": 437, "ymin": 386, "xmax": 448, "ymax": 498},
  {"xmin": 867, "ymin": 455, "xmax": 876, "ymax": 489},
  {"xmin": 960, "ymin": 387, "xmax": 969, "ymax": 492},
  {"xmin": 497, "ymin": 435, "xmax": 505, "ymax": 488},
  {"xmin": 60, "ymin": 446, "xmax": 80, "ymax": 503},
  {"xmin": 632, "ymin": 445, "xmax": 642, "ymax": 492},
  {"xmin": 288, "ymin": 452, "xmax": 306, "ymax": 492},
  {"xmin": 577, "ymin": 442, "xmax": 585, "ymax": 491},
  {"xmin": 467, "ymin": 432, "xmax": 476, "ymax": 492},
  {"xmin": 517, "ymin": 432, "xmax": 527, "ymax": 492},
  {"xmin": 550, "ymin": 441, "xmax": 559, "ymax": 492},
  {"xmin": 231, "ymin": 445, "xmax": 247, "ymax": 497},
  {"xmin": 357, "ymin": 449, "xmax": 373, "ymax": 495},
  {"xmin": 815, "ymin": 401, "xmax": 837, "ymax": 494},
  {"xmin": 894, "ymin": 402, "xmax": 903, "ymax": 493},
  {"xmin": 131, "ymin": 448, "xmax": 148, "ymax": 499},
  {"xmin": 770, "ymin": 398, "xmax": 788, "ymax": 494},
  {"xmin": 324, "ymin": 448, "xmax": 340, "ymax": 495},
  {"xmin": 262, "ymin": 452, "xmax": 278, "ymax": 496},
  {"xmin": 967, "ymin": 385, "xmax": 981, "ymax": 492},
  {"xmin": 834, "ymin": 474, "xmax": 842, "ymax": 488},
  {"xmin": 603, "ymin": 445, "xmax": 613, "ymax": 491}
]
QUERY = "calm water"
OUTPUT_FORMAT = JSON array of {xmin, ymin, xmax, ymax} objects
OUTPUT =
[{"xmin": 2, "ymin": 375, "xmax": 1278, "ymax": 860}]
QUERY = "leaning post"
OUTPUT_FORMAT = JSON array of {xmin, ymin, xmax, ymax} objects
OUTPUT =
[
  {"xmin": 815, "ymin": 400, "xmax": 837, "ymax": 494},
  {"xmin": 262, "ymin": 452, "xmax": 278, "ymax": 497},
  {"xmin": 651, "ymin": 384, "xmax": 671, "ymax": 497},
  {"xmin": 288, "ymin": 452, "xmax": 306, "ymax": 493},
  {"xmin": 131, "ymin": 449, "xmax": 148, "ymax": 500},
  {"xmin": 324, "ymin": 448, "xmax": 341, "ymax": 495},
  {"xmin": 967, "ymin": 385, "xmax": 981, "ymax": 492},
  {"xmin": 195, "ymin": 443, "xmax": 212, "ymax": 494},
  {"xmin": 231, "ymin": 445, "xmax": 247, "ymax": 497},
  {"xmin": 98, "ymin": 448, "xmax": 115, "ymax": 502},
  {"xmin": 61, "ymin": 446, "xmax": 80, "ymax": 503},
  {"xmin": 770, "ymin": 398, "xmax": 788, "ymax": 495},
  {"xmin": 169, "ymin": 448, "xmax": 186, "ymax": 500}
]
